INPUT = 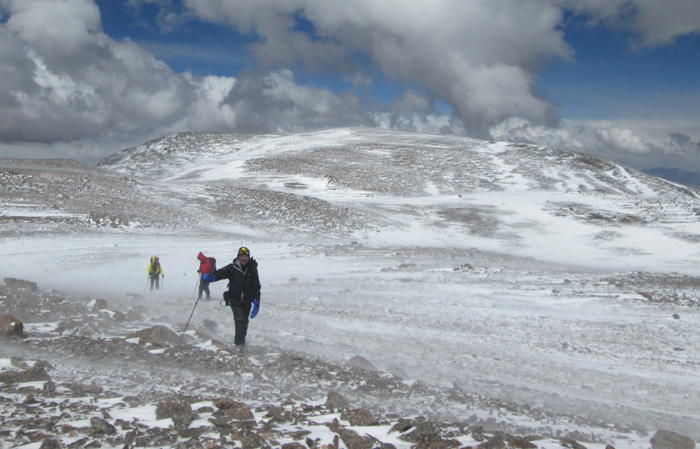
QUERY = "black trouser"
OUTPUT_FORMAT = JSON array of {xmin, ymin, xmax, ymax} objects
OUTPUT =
[
  {"xmin": 231, "ymin": 301, "xmax": 252, "ymax": 346},
  {"xmin": 149, "ymin": 275, "xmax": 160, "ymax": 290},
  {"xmin": 198, "ymin": 280, "xmax": 210, "ymax": 299}
]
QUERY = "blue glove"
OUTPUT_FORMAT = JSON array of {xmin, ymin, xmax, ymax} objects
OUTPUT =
[
  {"xmin": 250, "ymin": 299, "xmax": 260, "ymax": 319},
  {"xmin": 202, "ymin": 273, "xmax": 215, "ymax": 283}
]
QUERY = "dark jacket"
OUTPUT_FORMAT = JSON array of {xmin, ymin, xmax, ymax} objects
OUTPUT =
[{"xmin": 212, "ymin": 258, "xmax": 261, "ymax": 305}]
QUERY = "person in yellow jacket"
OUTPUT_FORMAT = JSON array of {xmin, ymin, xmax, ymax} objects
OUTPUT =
[{"xmin": 147, "ymin": 256, "xmax": 164, "ymax": 291}]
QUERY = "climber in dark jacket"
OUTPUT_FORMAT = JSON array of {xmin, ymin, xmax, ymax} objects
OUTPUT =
[{"xmin": 202, "ymin": 246, "xmax": 260, "ymax": 353}]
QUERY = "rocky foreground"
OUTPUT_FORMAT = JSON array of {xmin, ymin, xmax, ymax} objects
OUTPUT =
[{"xmin": 0, "ymin": 278, "xmax": 695, "ymax": 449}]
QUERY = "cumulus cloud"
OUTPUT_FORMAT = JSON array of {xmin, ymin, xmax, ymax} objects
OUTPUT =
[
  {"xmin": 489, "ymin": 116, "xmax": 700, "ymax": 173},
  {"xmin": 181, "ymin": 0, "xmax": 570, "ymax": 138},
  {"xmin": 1, "ymin": 0, "xmax": 699, "ymax": 161},
  {"xmin": 220, "ymin": 69, "xmax": 372, "ymax": 134},
  {"xmin": 0, "ymin": 0, "xmax": 372, "ymax": 159}
]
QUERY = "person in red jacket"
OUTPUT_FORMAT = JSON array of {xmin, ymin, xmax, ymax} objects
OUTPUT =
[{"xmin": 196, "ymin": 252, "xmax": 213, "ymax": 300}]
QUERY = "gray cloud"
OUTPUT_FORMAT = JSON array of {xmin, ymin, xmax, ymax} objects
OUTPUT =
[
  {"xmin": 1, "ymin": 0, "xmax": 699, "ymax": 161},
  {"xmin": 221, "ymin": 69, "xmax": 373, "ymax": 134},
  {"xmin": 489, "ymin": 117, "xmax": 700, "ymax": 172},
  {"xmin": 182, "ymin": 0, "xmax": 571, "ymax": 138}
]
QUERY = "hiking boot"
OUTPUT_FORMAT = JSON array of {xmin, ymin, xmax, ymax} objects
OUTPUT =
[{"xmin": 236, "ymin": 344, "xmax": 245, "ymax": 354}]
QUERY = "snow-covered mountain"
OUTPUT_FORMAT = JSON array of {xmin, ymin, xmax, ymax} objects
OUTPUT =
[
  {"xmin": 3, "ymin": 128, "xmax": 700, "ymax": 448},
  {"xmin": 95, "ymin": 127, "xmax": 700, "ymax": 273}
]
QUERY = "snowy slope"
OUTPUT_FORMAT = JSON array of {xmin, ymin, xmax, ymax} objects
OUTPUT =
[
  {"xmin": 96, "ymin": 127, "xmax": 700, "ymax": 273},
  {"xmin": 3, "ymin": 128, "xmax": 700, "ymax": 446}
]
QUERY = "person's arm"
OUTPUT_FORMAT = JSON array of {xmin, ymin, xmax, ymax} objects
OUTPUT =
[{"xmin": 204, "ymin": 264, "xmax": 230, "ymax": 282}]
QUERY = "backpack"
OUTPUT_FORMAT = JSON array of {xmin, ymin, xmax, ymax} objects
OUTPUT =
[{"xmin": 207, "ymin": 257, "xmax": 217, "ymax": 272}]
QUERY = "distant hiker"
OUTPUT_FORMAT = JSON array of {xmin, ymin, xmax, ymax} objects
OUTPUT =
[
  {"xmin": 196, "ymin": 252, "xmax": 216, "ymax": 300},
  {"xmin": 202, "ymin": 246, "xmax": 260, "ymax": 353},
  {"xmin": 147, "ymin": 256, "xmax": 164, "ymax": 291}
]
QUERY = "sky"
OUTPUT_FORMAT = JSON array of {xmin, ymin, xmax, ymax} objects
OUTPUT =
[{"xmin": 0, "ymin": 0, "xmax": 698, "ymax": 172}]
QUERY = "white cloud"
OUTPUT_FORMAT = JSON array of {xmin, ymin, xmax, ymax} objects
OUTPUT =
[
  {"xmin": 182, "ymin": 0, "xmax": 571, "ymax": 138},
  {"xmin": 0, "ymin": 0, "xmax": 376, "ymax": 158},
  {"xmin": 0, "ymin": 0, "xmax": 699, "ymax": 161},
  {"xmin": 221, "ymin": 69, "xmax": 373, "ymax": 134},
  {"xmin": 489, "ymin": 117, "xmax": 700, "ymax": 173}
]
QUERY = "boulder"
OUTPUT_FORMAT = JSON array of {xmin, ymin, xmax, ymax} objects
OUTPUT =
[
  {"xmin": 91, "ymin": 299, "xmax": 108, "ymax": 311},
  {"xmin": 325, "ymin": 391, "xmax": 351, "ymax": 412},
  {"xmin": 4, "ymin": 277, "xmax": 38, "ymax": 292},
  {"xmin": 128, "ymin": 325, "xmax": 180, "ymax": 347},
  {"xmin": 0, "ymin": 314, "xmax": 24, "ymax": 337},
  {"xmin": 156, "ymin": 400, "xmax": 193, "ymax": 430},
  {"xmin": 328, "ymin": 418, "xmax": 375, "ymax": 449},
  {"xmin": 341, "ymin": 408, "xmax": 379, "ymax": 426},
  {"xmin": 213, "ymin": 398, "xmax": 255, "ymax": 421},
  {"xmin": 241, "ymin": 432, "xmax": 265, "ymax": 449},
  {"xmin": 651, "ymin": 430, "xmax": 696, "ymax": 449},
  {"xmin": 348, "ymin": 356, "xmax": 378, "ymax": 371},
  {"xmin": 90, "ymin": 417, "xmax": 117, "ymax": 435},
  {"xmin": 0, "ymin": 365, "xmax": 51, "ymax": 383}
]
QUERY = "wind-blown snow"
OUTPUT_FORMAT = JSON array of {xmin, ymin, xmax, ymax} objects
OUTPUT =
[{"xmin": 3, "ymin": 128, "xmax": 700, "ymax": 445}]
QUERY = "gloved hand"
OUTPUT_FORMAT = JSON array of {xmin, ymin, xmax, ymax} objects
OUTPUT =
[
  {"xmin": 202, "ymin": 273, "xmax": 215, "ymax": 282},
  {"xmin": 250, "ymin": 299, "xmax": 260, "ymax": 319}
]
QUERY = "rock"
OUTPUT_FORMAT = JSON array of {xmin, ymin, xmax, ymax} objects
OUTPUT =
[
  {"xmin": 650, "ymin": 430, "xmax": 696, "ymax": 449},
  {"xmin": 325, "ymin": 391, "xmax": 351, "ymax": 412},
  {"xmin": 389, "ymin": 419, "xmax": 413, "ymax": 434},
  {"xmin": 4, "ymin": 277, "xmax": 38, "ymax": 291},
  {"xmin": 128, "ymin": 325, "xmax": 181, "ymax": 347},
  {"xmin": 508, "ymin": 436, "xmax": 537, "ymax": 448},
  {"xmin": 0, "ymin": 314, "xmax": 24, "ymax": 337},
  {"xmin": 11, "ymin": 356, "xmax": 30, "ymax": 369},
  {"xmin": 90, "ymin": 417, "xmax": 117, "ymax": 435},
  {"xmin": 92, "ymin": 299, "xmax": 108, "ymax": 311},
  {"xmin": 202, "ymin": 319, "xmax": 218, "ymax": 330},
  {"xmin": 39, "ymin": 440, "xmax": 63, "ymax": 449},
  {"xmin": 126, "ymin": 310, "xmax": 142, "ymax": 321},
  {"xmin": 399, "ymin": 421, "xmax": 442, "ymax": 444},
  {"xmin": 477, "ymin": 436, "xmax": 506, "ymax": 449},
  {"xmin": 341, "ymin": 408, "xmax": 380, "ymax": 426},
  {"xmin": 213, "ymin": 398, "xmax": 255, "ymax": 421},
  {"xmin": 328, "ymin": 418, "xmax": 375, "ymax": 449},
  {"xmin": 282, "ymin": 443, "xmax": 307, "ymax": 449},
  {"xmin": 62, "ymin": 383, "xmax": 104, "ymax": 396},
  {"xmin": 348, "ymin": 356, "xmax": 378, "ymax": 371},
  {"xmin": 241, "ymin": 432, "xmax": 265, "ymax": 449},
  {"xmin": 156, "ymin": 400, "xmax": 193, "ymax": 430},
  {"xmin": 559, "ymin": 438, "xmax": 588, "ymax": 449},
  {"xmin": 0, "ymin": 365, "xmax": 51, "ymax": 383}
]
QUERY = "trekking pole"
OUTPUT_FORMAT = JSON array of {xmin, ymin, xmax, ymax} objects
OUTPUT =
[
  {"xmin": 179, "ymin": 277, "xmax": 202, "ymax": 345},
  {"xmin": 190, "ymin": 276, "xmax": 199, "ymax": 300},
  {"xmin": 144, "ymin": 277, "xmax": 149, "ymax": 291}
]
